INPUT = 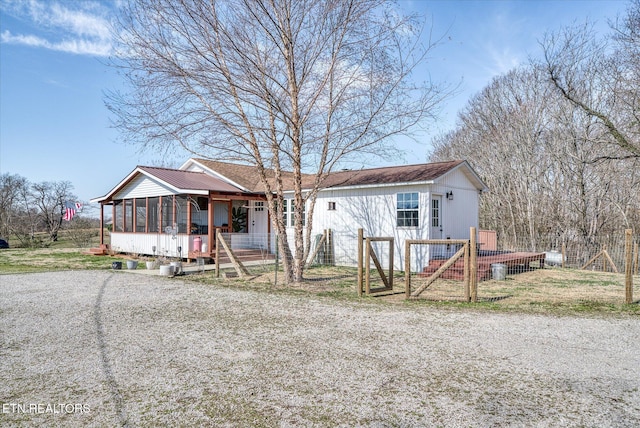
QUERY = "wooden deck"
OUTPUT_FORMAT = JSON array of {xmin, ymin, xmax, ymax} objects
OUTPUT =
[
  {"xmin": 188, "ymin": 248, "xmax": 275, "ymax": 264},
  {"xmin": 419, "ymin": 251, "xmax": 546, "ymax": 281}
]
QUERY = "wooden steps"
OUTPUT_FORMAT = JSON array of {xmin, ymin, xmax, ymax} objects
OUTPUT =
[
  {"xmin": 419, "ymin": 258, "xmax": 490, "ymax": 281},
  {"xmin": 419, "ymin": 252, "xmax": 546, "ymax": 282},
  {"xmin": 86, "ymin": 244, "xmax": 109, "ymax": 256}
]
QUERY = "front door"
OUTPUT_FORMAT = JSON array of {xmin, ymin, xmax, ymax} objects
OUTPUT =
[
  {"xmin": 430, "ymin": 195, "xmax": 443, "ymax": 239},
  {"xmin": 249, "ymin": 201, "xmax": 269, "ymax": 249},
  {"xmin": 250, "ymin": 201, "xmax": 268, "ymax": 234}
]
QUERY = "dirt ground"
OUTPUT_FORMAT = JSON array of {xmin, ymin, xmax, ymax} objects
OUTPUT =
[{"xmin": 1, "ymin": 270, "xmax": 639, "ymax": 427}]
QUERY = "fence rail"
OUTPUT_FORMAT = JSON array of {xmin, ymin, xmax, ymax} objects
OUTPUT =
[{"xmin": 213, "ymin": 228, "xmax": 639, "ymax": 306}]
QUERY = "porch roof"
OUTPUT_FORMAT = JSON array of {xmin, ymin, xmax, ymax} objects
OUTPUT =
[{"xmin": 90, "ymin": 165, "xmax": 246, "ymax": 203}]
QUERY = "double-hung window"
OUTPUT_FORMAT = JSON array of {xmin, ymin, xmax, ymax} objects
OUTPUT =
[
  {"xmin": 397, "ymin": 192, "xmax": 419, "ymax": 227},
  {"xmin": 283, "ymin": 199, "xmax": 306, "ymax": 227}
]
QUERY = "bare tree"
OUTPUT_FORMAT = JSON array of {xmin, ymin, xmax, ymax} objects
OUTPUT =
[
  {"xmin": 30, "ymin": 181, "xmax": 77, "ymax": 243},
  {"xmin": 0, "ymin": 173, "xmax": 29, "ymax": 241},
  {"xmin": 542, "ymin": 2, "xmax": 640, "ymax": 160},
  {"xmin": 429, "ymin": 64, "xmax": 640, "ymax": 248},
  {"xmin": 10, "ymin": 180, "xmax": 40, "ymax": 247},
  {"xmin": 108, "ymin": 0, "xmax": 447, "ymax": 283}
]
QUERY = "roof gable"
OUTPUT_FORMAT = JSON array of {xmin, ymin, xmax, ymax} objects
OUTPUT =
[
  {"xmin": 137, "ymin": 166, "xmax": 241, "ymax": 193},
  {"xmin": 186, "ymin": 158, "xmax": 298, "ymax": 192},
  {"xmin": 91, "ymin": 165, "xmax": 244, "ymax": 203}
]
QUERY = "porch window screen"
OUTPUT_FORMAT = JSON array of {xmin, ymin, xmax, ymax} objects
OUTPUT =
[
  {"xmin": 135, "ymin": 198, "xmax": 146, "ymax": 232},
  {"xmin": 161, "ymin": 196, "xmax": 174, "ymax": 231},
  {"xmin": 114, "ymin": 200, "xmax": 123, "ymax": 232},
  {"xmin": 397, "ymin": 192, "xmax": 419, "ymax": 227},
  {"xmin": 148, "ymin": 197, "xmax": 159, "ymax": 233},
  {"xmin": 124, "ymin": 200, "xmax": 133, "ymax": 232},
  {"xmin": 176, "ymin": 196, "xmax": 188, "ymax": 233}
]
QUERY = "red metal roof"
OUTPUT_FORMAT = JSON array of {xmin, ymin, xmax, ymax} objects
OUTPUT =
[
  {"xmin": 138, "ymin": 166, "xmax": 243, "ymax": 193},
  {"xmin": 307, "ymin": 160, "xmax": 466, "ymax": 189},
  {"xmin": 192, "ymin": 158, "xmax": 468, "ymax": 191}
]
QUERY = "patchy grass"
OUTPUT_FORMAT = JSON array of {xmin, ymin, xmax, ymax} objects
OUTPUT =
[
  {"xmin": 0, "ymin": 248, "xmax": 129, "ymax": 274},
  {"xmin": 186, "ymin": 263, "xmax": 640, "ymax": 316},
  {"xmin": 1, "ymin": 247, "xmax": 638, "ymax": 316}
]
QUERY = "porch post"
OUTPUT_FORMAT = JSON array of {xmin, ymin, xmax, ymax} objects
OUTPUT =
[
  {"xmin": 99, "ymin": 203, "xmax": 104, "ymax": 245},
  {"xmin": 187, "ymin": 195, "xmax": 192, "ymax": 235},
  {"xmin": 208, "ymin": 193, "xmax": 214, "ymax": 254}
]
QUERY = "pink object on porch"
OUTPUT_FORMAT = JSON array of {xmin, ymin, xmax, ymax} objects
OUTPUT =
[{"xmin": 193, "ymin": 236, "xmax": 202, "ymax": 252}]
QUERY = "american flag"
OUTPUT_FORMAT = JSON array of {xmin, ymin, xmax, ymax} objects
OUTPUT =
[{"xmin": 63, "ymin": 201, "xmax": 82, "ymax": 221}]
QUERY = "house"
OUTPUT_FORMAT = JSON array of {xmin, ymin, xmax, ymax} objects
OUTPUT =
[{"xmin": 91, "ymin": 158, "xmax": 488, "ymax": 269}]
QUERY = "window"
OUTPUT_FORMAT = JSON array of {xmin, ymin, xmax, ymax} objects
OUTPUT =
[
  {"xmin": 397, "ymin": 192, "xmax": 419, "ymax": 227},
  {"xmin": 254, "ymin": 201, "xmax": 264, "ymax": 211},
  {"xmin": 431, "ymin": 198, "xmax": 440, "ymax": 227},
  {"xmin": 282, "ymin": 199, "xmax": 288, "ymax": 227},
  {"xmin": 283, "ymin": 199, "xmax": 306, "ymax": 227},
  {"xmin": 328, "ymin": 201, "xmax": 336, "ymax": 211}
]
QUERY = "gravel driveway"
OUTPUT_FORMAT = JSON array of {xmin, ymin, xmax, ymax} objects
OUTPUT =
[{"xmin": 1, "ymin": 271, "xmax": 639, "ymax": 427}]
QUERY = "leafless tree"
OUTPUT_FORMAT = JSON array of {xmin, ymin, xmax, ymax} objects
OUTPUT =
[
  {"xmin": 430, "ymin": 64, "xmax": 640, "ymax": 250},
  {"xmin": 542, "ymin": 2, "xmax": 640, "ymax": 160},
  {"xmin": 108, "ymin": 0, "xmax": 447, "ymax": 283},
  {"xmin": 31, "ymin": 181, "xmax": 77, "ymax": 243},
  {"xmin": 0, "ymin": 173, "xmax": 29, "ymax": 241}
]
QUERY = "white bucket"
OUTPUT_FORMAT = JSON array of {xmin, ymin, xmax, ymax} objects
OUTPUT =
[
  {"xmin": 159, "ymin": 265, "xmax": 174, "ymax": 276},
  {"xmin": 491, "ymin": 263, "xmax": 507, "ymax": 280},
  {"xmin": 170, "ymin": 261, "xmax": 182, "ymax": 275}
]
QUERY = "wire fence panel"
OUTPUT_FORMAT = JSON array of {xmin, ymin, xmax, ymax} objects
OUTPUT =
[{"xmin": 214, "ymin": 229, "xmax": 639, "ymax": 306}]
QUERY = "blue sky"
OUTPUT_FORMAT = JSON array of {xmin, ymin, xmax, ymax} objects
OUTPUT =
[{"xmin": 0, "ymin": 0, "xmax": 627, "ymax": 210}]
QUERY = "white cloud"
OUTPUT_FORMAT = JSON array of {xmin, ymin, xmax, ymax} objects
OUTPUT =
[{"xmin": 0, "ymin": 0, "xmax": 113, "ymax": 56}]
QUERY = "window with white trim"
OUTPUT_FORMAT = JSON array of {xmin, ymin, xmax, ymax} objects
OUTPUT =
[
  {"xmin": 397, "ymin": 192, "xmax": 419, "ymax": 227},
  {"xmin": 283, "ymin": 199, "xmax": 306, "ymax": 227}
]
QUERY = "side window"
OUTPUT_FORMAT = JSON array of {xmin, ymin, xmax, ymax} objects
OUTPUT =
[
  {"xmin": 432, "ymin": 198, "xmax": 440, "ymax": 227},
  {"xmin": 284, "ymin": 199, "xmax": 306, "ymax": 227},
  {"xmin": 397, "ymin": 192, "xmax": 419, "ymax": 227}
]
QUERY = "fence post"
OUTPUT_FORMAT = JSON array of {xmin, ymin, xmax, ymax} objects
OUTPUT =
[
  {"xmin": 464, "ymin": 242, "xmax": 470, "ymax": 302},
  {"xmin": 365, "ymin": 237, "xmax": 371, "ymax": 294},
  {"xmin": 404, "ymin": 240, "xmax": 411, "ymax": 299},
  {"xmin": 625, "ymin": 229, "xmax": 633, "ymax": 304},
  {"xmin": 561, "ymin": 243, "xmax": 566, "ymax": 268},
  {"xmin": 634, "ymin": 242, "xmax": 639, "ymax": 275},
  {"xmin": 357, "ymin": 228, "xmax": 363, "ymax": 297},
  {"xmin": 328, "ymin": 229, "xmax": 334, "ymax": 265},
  {"xmin": 215, "ymin": 228, "xmax": 221, "ymax": 278},
  {"xmin": 470, "ymin": 227, "xmax": 478, "ymax": 302}
]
